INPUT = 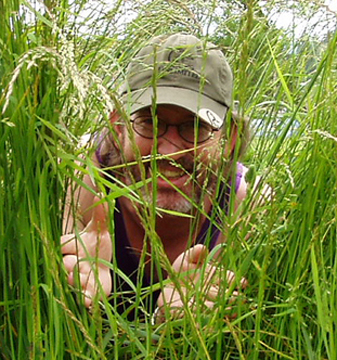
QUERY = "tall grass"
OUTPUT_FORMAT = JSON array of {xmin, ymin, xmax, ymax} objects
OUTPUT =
[{"xmin": 0, "ymin": 0, "xmax": 336, "ymax": 359}]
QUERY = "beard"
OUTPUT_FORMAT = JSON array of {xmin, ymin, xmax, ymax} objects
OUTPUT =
[{"xmin": 121, "ymin": 154, "xmax": 219, "ymax": 214}]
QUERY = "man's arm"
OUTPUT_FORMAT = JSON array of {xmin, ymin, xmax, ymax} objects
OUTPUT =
[
  {"xmin": 236, "ymin": 164, "xmax": 273, "ymax": 211},
  {"xmin": 61, "ymin": 154, "xmax": 113, "ymax": 307},
  {"xmin": 215, "ymin": 164, "xmax": 273, "ymax": 245},
  {"xmin": 62, "ymin": 155, "xmax": 100, "ymax": 234}
]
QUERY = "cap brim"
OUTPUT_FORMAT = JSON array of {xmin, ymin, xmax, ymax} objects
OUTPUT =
[{"xmin": 122, "ymin": 87, "xmax": 227, "ymax": 129}]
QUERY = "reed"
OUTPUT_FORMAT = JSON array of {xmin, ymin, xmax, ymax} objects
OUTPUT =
[{"xmin": 0, "ymin": 0, "xmax": 336, "ymax": 358}]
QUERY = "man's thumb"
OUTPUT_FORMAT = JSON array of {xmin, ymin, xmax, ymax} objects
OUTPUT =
[
  {"xmin": 86, "ymin": 197, "xmax": 109, "ymax": 232},
  {"xmin": 172, "ymin": 244, "xmax": 209, "ymax": 274},
  {"xmin": 186, "ymin": 244, "xmax": 208, "ymax": 265}
]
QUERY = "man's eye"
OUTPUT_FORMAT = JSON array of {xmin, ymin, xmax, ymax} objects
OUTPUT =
[
  {"xmin": 138, "ymin": 117, "xmax": 153, "ymax": 126},
  {"xmin": 182, "ymin": 120, "xmax": 210, "ymax": 131},
  {"xmin": 182, "ymin": 121, "xmax": 196, "ymax": 130},
  {"xmin": 199, "ymin": 122, "xmax": 212, "ymax": 131}
]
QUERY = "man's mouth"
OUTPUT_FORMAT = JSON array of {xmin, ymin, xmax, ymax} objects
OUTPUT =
[
  {"xmin": 140, "ymin": 158, "xmax": 196, "ymax": 186},
  {"xmin": 157, "ymin": 166, "xmax": 186, "ymax": 179}
]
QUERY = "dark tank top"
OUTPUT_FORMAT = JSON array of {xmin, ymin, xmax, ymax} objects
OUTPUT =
[{"xmin": 109, "ymin": 163, "xmax": 244, "ymax": 319}]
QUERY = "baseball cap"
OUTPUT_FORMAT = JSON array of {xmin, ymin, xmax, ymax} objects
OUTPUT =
[{"xmin": 120, "ymin": 33, "xmax": 233, "ymax": 129}]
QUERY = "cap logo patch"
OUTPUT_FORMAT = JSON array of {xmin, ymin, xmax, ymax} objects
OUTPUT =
[
  {"xmin": 198, "ymin": 108, "xmax": 223, "ymax": 128},
  {"xmin": 166, "ymin": 49, "xmax": 199, "ymax": 80}
]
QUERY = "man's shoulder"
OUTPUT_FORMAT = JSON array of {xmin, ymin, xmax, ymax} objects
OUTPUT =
[
  {"xmin": 236, "ymin": 163, "xmax": 273, "ymax": 207},
  {"xmin": 235, "ymin": 163, "xmax": 248, "ymax": 202}
]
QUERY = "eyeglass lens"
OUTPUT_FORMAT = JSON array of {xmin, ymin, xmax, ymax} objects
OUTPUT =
[{"xmin": 132, "ymin": 117, "xmax": 214, "ymax": 143}]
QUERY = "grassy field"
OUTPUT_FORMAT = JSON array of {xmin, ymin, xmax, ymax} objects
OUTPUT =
[{"xmin": 1, "ymin": 0, "xmax": 336, "ymax": 359}]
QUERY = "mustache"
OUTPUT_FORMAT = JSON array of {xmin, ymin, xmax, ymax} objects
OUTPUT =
[{"xmin": 141, "ymin": 154, "xmax": 195, "ymax": 173}]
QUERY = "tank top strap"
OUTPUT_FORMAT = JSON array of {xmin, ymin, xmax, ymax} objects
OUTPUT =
[{"xmin": 196, "ymin": 162, "xmax": 245, "ymax": 250}]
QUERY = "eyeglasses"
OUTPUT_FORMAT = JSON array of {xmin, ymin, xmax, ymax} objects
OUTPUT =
[{"xmin": 130, "ymin": 116, "xmax": 220, "ymax": 144}]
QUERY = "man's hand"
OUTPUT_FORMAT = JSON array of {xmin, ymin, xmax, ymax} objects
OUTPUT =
[
  {"xmin": 156, "ymin": 244, "xmax": 246, "ymax": 323},
  {"xmin": 61, "ymin": 198, "xmax": 112, "ymax": 307}
]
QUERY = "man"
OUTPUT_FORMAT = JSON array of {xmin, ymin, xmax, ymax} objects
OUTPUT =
[{"xmin": 61, "ymin": 33, "xmax": 251, "ymax": 322}]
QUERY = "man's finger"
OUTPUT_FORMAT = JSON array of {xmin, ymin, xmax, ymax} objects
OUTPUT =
[
  {"xmin": 63, "ymin": 254, "xmax": 78, "ymax": 273},
  {"xmin": 61, "ymin": 234, "xmax": 78, "ymax": 255},
  {"xmin": 225, "ymin": 271, "xmax": 248, "ymax": 289},
  {"xmin": 226, "ymin": 270, "xmax": 236, "ymax": 285},
  {"xmin": 83, "ymin": 289, "xmax": 93, "ymax": 308}
]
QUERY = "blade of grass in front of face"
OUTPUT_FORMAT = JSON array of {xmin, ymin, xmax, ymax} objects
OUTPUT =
[{"xmin": 1, "ymin": 0, "xmax": 337, "ymax": 359}]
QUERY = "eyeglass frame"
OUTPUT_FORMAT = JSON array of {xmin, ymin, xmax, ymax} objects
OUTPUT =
[{"xmin": 129, "ymin": 113, "xmax": 224, "ymax": 144}]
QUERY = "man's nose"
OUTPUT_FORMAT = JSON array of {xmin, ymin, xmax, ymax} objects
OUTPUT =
[{"xmin": 156, "ymin": 125, "xmax": 187, "ymax": 159}]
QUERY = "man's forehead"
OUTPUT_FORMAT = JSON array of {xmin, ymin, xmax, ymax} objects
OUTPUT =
[{"xmin": 134, "ymin": 104, "xmax": 196, "ymax": 118}]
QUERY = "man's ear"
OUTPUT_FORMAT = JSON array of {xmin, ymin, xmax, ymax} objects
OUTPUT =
[
  {"xmin": 110, "ymin": 110, "xmax": 120, "ymax": 125},
  {"xmin": 228, "ymin": 109, "xmax": 248, "ymax": 159},
  {"xmin": 109, "ymin": 110, "xmax": 123, "ymax": 137},
  {"xmin": 229, "ymin": 122, "xmax": 238, "ymax": 156},
  {"xmin": 222, "ymin": 118, "xmax": 238, "ymax": 159}
]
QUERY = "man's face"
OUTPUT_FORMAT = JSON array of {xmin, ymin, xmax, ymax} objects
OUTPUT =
[{"xmin": 117, "ymin": 105, "xmax": 227, "ymax": 213}]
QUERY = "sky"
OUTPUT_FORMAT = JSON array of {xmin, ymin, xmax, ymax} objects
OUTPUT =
[
  {"xmin": 22, "ymin": 0, "xmax": 337, "ymax": 39},
  {"xmin": 263, "ymin": 0, "xmax": 337, "ymax": 38}
]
